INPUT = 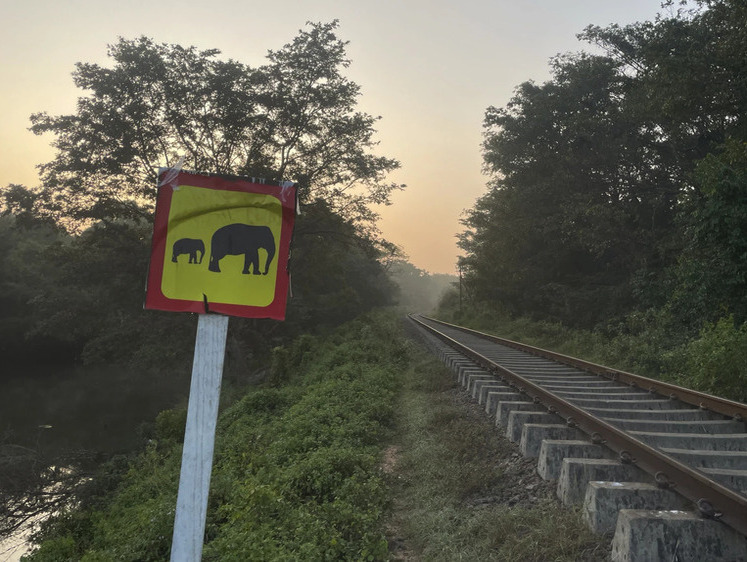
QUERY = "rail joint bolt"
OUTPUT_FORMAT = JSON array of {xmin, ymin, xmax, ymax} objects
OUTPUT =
[
  {"xmin": 619, "ymin": 450, "xmax": 636, "ymax": 464},
  {"xmin": 697, "ymin": 499, "xmax": 722, "ymax": 520},
  {"xmin": 655, "ymin": 471, "xmax": 674, "ymax": 489}
]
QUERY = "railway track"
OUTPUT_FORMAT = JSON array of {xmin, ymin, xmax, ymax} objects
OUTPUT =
[{"xmin": 409, "ymin": 314, "xmax": 747, "ymax": 561}]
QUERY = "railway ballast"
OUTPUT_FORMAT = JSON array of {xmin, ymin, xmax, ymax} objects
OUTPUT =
[{"xmin": 409, "ymin": 314, "xmax": 747, "ymax": 562}]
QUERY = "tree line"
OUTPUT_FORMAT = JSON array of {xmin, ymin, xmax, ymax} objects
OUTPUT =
[
  {"xmin": 458, "ymin": 0, "xmax": 747, "ymax": 342},
  {"xmin": 0, "ymin": 21, "xmax": 408, "ymax": 374}
]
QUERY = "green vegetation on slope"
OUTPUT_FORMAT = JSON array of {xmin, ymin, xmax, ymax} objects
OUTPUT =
[
  {"xmin": 24, "ymin": 313, "xmax": 618, "ymax": 561},
  {"xmin": 24, "ymin": 312, "xmax": 407, "ymax": 561}
]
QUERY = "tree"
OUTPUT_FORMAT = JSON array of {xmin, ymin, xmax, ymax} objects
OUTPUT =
[
  {"xmin": 0, "ymin": 192, "xmax": 72, "ymax": 365},
  {"xmin": 8, "ymin": 21, "xmax": 403, "ymax": 362},
  {"xmin": 580, "ymin": 0, "xmax": 747, "ymax": 329},
  {"xmin": 0, "ymin": 23, "xmax": 404, "ymax": 541},
  {"xmin": 461, "ymin": 0, "xmax": 747, "ymax": 328},
  {"xmin": 29, "ymin": 21, "xmax": 402, "ymax": 230},
  {"xmin": 464, "ymin": 52, "xmax": 680, "ymax": 326},
  {"xmin": 667, "ymin": 139, "xmax": 747, "ymax": 327},
  {"xmin": 286, "ymin": 200, "xmax": 397, "ymax": 331},
  {"xmin": 580, "ymin": 0, "xmax": 747, "ymax": 166},
  {"xmin": 386, "ymin": 259, "xmax": 456, "ymax": 313}
]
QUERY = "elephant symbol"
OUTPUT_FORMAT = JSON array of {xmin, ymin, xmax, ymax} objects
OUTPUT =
[
  {"xmin": 172, "ymin": 238, "xmax": 205, "ymax": 264},
  {"xmin": 208, "ymin": 224, "xmax": 276, "ymax": 275}
]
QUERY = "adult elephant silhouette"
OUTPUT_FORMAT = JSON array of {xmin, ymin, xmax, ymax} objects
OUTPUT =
[{"xmin": 208, "ymin": 223, "xmax": 276, "ymax": 275}]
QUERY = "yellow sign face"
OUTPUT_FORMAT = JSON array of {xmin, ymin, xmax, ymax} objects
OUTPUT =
[{"xmin": 161, "ymin": 184, "xmax": 282, "ymax": 307}]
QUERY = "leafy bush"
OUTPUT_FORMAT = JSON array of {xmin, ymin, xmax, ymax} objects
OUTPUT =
[
  {"xmin": 665, "ymin": 316, "xmax": 747, "ymax": 403},
  {"xmin": 25, "ymin": 311, "xmax": 405, "ymax": 561},
  {"xmin": 154, "ymin": 409, "xmax": 187, "ymax": 443}
]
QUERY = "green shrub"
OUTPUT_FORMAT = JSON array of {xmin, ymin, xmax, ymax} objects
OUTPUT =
[
  {"xmin": 26, "ymin": 311, "xmax": 405, "ymax": 561},
  {"xmin": 22, "ymin": 536, "xmax": 79, "ymax": 562},
  {"xmin": 154, "ymin": 408, "xmax": 187, "ymax": 443},
  {"xmin": 666, "ymin": 316, "xmax": 747, "ymax": 402}
]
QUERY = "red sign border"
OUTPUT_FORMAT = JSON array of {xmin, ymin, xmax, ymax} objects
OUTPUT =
[{"xmin": 145, "ymin": 169, "xmax": 296, "ymax": 320}]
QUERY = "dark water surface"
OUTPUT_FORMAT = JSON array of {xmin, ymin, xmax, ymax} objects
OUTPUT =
[
  {"xmin": 0, "ymin": 365, "xmax": 192, "ymax": 561},
  {"xmin": 1, "ymin": 365, "xmax": 191, "ymax": 455}
]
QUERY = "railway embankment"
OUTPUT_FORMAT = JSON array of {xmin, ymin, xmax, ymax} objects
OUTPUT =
[
  {"xmin": 14, "ymin": 311, "xmax": 747, "ymax": 560},
  {"xmin": 411, "ymin": 314, "xmax": 747, "ymax": 561},
  {"xmin": 15, "ymin": 312, "xmax": 612, "ymax": 561}
]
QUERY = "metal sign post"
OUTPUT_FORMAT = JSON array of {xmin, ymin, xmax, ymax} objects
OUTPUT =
[{"xmin": 170, "ymin": 313, "xmax": 229, "ymax": 561}]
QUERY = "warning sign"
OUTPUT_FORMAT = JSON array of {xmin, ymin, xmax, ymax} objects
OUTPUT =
[{"xmin": 145, "ymin": 169, "xmax": 296, "ymax": 319}]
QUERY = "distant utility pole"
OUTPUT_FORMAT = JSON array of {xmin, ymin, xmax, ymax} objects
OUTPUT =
[{"xmin": 458, "ymin": 263, "xmax": 463, "ymax": 315}]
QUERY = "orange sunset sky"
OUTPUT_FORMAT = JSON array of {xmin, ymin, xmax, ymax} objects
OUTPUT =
[{"xmin": 1, "ymin": 1, "xmax": 677, "ymax": 274}]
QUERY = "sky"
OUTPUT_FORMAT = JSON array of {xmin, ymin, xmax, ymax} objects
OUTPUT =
[{"xmin": 0, "ymin": 0, "xmax": 673, "ymax": 274}]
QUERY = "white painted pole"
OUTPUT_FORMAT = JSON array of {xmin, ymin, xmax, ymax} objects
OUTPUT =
[{"xmin": 170, "ymin": 313, "xmax": 229, "ymax": 561}]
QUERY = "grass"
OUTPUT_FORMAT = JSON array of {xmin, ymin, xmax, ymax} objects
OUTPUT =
[
  {"xmin": 22, "ymin": 312, "xmax": 610, "ymax": 561},
  {"xmin": 23, "ymin": 312, "xmax": 406, "ymax": 561},
  {"xmin": 385, "ymin": 331, "xmax": 609, "ymax": 561}
]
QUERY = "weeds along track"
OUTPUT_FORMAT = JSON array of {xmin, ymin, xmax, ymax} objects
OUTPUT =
[{"xmin": 409, "ymin": 314, "xmax": 747, "ymax": 561}]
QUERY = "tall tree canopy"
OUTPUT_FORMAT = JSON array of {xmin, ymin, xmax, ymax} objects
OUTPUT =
[
  {"xmin": 29, "ymin": 21, "xmax": 401, "ymax": 229},
  {"xmin": 463, "ymin": 52, "xmax": 680, "ymax": 325},
  {"xmin": 460, "ymin": 0, "xmax": 747, "ymax": 330}
]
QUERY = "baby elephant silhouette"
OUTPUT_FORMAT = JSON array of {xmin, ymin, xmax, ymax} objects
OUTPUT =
[
  {"xmin": 172, "ymin": 238, "xmax": 205, "ymax": 264},
  {"xmin": 208, "ymin": 224, "xmax": 276, "ymax": 275}
]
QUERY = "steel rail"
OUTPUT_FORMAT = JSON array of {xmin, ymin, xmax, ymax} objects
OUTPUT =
[
  {"xmin": 421, "ymin": 315, "xmax": 747, "ymax": 421},
  {"xmin": 410, "ymin": 314, "xmax": 747, "ymax": 537}
]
